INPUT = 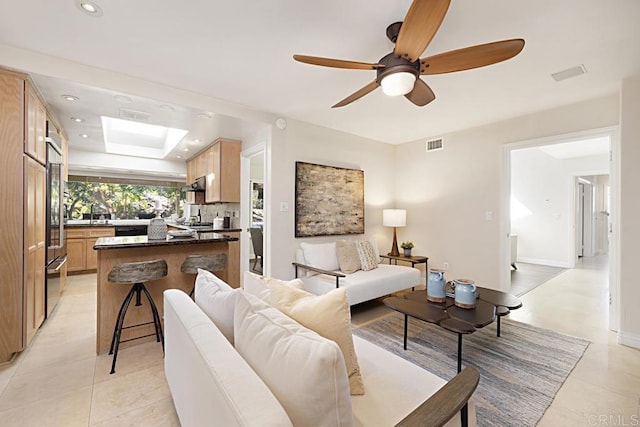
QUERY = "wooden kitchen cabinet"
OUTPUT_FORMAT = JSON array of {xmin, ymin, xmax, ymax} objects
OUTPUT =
[
  {"xmin": 24, "ymin": 156, "xmax": 46, "ymax": 345},
  {"xmin": 0, "ymin": 66, "xmax": 66, "ymax": 363},
  {"xmin": 66, "ymin": 227, "xmax": 115, "ymax": 273},
  {"xmin": 67, "ymin": 237, "xmax": 86, "ymax": 272},
  {"xmin": 25, "ymin": 82, "xmax": 47, "ymax": 165},
  {"xmin": 205, "ymin": 139, "xmax": 241, "ymax": 203}
]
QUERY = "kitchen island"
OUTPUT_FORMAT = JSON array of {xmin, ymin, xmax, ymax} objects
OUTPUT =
[{"xmin": 93, "ymin": 233, "xmax": 239, "ymax": 354}]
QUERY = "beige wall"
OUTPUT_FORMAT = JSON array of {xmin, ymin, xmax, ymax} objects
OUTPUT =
[
  {"xmin": 619, "ymin": 73, "xmax": 640, "ymax": 348},
  {"xmin": 268, "ymin": 119, "xmax": 396, "ymax": 280},
  {"xmin": 394, "ymin": 94, "xmax": 619, "ymax": 291}
]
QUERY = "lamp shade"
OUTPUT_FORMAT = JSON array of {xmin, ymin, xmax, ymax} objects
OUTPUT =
[{"xmin": 383, "ymin": 209, "xmax": 406, "ymax": 227}]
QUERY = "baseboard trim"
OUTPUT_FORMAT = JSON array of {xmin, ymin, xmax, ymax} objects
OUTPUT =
[
  {"xmin": 618, "ymin": 331, "xmax": 640, "ymax": 349},
  {"xmin": 516, "ymin": 257, "xmax": 571, "ymax": 268}
]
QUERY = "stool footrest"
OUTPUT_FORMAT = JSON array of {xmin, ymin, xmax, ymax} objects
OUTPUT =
[
  {"xmin": 121, "ymin": 321, "xmax": 156, "ymax": 331},
  {"xmin": 119, "ymin": 333, "xmax": 160, "ymax": 344}
]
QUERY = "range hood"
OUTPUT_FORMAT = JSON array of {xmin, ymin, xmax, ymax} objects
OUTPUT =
[{"xmin": 183, "ymin": 176, "xmax": 205, "ymax": 192}]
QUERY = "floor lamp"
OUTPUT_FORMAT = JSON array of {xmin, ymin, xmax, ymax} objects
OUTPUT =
[{"xmin": 383, "ymin": 209, "xmax": 406, "ymax": 257}]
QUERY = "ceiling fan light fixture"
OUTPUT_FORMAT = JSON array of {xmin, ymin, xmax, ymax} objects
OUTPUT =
[{"xmin": 381, "ymin": 72, "xmax": 416, "ymax": 96}]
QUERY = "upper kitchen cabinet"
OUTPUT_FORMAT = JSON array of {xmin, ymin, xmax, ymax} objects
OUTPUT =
[
  {"xmin": 205, "ymin": 138, "xmax": 241, "ymax": 203},
  {"xmin": 25, "ymin": 82, "xmax": 47, "ymax": 165}
]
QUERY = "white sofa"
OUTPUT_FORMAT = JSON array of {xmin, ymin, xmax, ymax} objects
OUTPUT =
[
  {"xmin": 294, "ymin": 240, "xmax": 421, "ymax": 305},
  {"xmin": 164, "ymin": 288, "xmax": 478, "ymax": 427}
]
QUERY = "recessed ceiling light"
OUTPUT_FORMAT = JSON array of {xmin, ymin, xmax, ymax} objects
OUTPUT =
[
  {"xmin": 71, "ymin": 117, "xmax": 85, "ymax": 123},
  {"xmin": 183, "ymin": 148, "xmax": 189, "ymax": 152},
  {"xmin": 80, "ymin": 133, "xmax": 89, "ymax": 138},
  {"xmin": 196, "ymin": 113, "xmax": 213, "ymax": 120},
  {"xmin": 75, "ymin": 0, "xmax": 103, "ymax": 17},
  {"xmin": 159, "ymin": 104, "xmax": 174, "ymax": 112},
  {"xmin": 62, "ymin": 94, "xmax": 79, "ymax": 102},
  {"xmin": 176, "ymin": 155, "xmax": 182, "ymax": 159},
  {"xmin": 194, "ymin": 139, "xmax": 200, "ymax": 143},
  {"xmin": 114, "ymin": 95, "xmax": 133, "ymax": 103}
]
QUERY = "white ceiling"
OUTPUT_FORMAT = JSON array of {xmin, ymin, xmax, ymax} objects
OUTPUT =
[{"xmin": 1, "ymin": 0, "xmax": 639, "ymax": 152}]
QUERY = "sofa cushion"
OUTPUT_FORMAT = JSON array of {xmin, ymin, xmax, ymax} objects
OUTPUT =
[
  {"xmin": 302, "ymin": 264, "xmax": 420, "ymax": 306},
  {"xmin": 300, "ymin": 241, "xmax": 340, "ymax": 272},
  {"xmin": 355, "ymin": 240, "xmax": 378, "ymax": 271},
  {"xmin": 268, "ymin": 281, "xmax": 364, "ymax": 395},
  {"xmin": 336, "ymin": 240, "xmax": 361, "ymax": 274},
  {"xmin": 234, "ymin": 291, "xmax": 353, "ymax": 427},
  {"xmin": 194, "ymin": 268, "xmax": 237, "ymax": 344},
  {"xmin": 243, "ymin": 271, "xmax": 304, "ymax": 302}
]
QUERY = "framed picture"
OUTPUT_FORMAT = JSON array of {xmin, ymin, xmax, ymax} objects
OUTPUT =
[{"xmin": 295, "ymin": 161, "xmax": 365, "ymax": 237}]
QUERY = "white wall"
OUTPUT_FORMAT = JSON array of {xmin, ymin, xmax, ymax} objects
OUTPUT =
[
  {"xmin": 267, "ymin": 119, "xmax": 396, "ymax": 280},
  {"xmin": 394, "ymin": 94, "xmax": 619, "ymax": 291},
  {"xmin": 619, "ymin": 73, "xmax": 640, "ymax": 348},
  {"xmin": 511, "ymin": 150, "xmax": 608, "ymax": 267}
]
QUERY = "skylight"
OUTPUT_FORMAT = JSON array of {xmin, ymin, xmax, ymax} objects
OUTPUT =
[{"xmin": 101, "ymin": 116, "xmax": 188, "ymax": 159}]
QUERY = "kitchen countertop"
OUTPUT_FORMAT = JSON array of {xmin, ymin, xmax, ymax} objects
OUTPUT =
[
  {"xmin": 94, "ymin": 232, "xmax": 238, "ymax": 250},
  {"xmin": 66, "ymin": 219, "xmax": 241, "ymax": 233},
  {"xmin": 66, "ymin": 219, "xmax": 150, "ymax": 227}
]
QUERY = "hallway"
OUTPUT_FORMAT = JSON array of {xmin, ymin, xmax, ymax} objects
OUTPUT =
[{"xmin": 509, "ymin": 255, "xmax": 640, "ymax": 425}]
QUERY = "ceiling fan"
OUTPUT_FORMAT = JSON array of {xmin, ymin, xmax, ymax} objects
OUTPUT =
[{"xmin": 293, "ymin": 0, "xmax": 524, "ymax": 108}]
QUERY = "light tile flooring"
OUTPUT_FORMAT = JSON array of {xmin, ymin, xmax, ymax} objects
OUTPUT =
[{"xmin": 1, "ymin": 255, "xmax": 638, "ymax": 426}]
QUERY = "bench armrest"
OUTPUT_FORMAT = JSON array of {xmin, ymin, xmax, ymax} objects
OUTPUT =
[
  {"xmin": 292, "ymin": 262, "xmax": 346, "ymax": 288},
  {"xmin": 395, "ymin": 367, "xmax": 480, "ymax": 427}
]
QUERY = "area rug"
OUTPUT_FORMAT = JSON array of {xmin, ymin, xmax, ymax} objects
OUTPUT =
[{"xmin": 353, "ymin": 313, "xmax": 590, "ymax": 427}]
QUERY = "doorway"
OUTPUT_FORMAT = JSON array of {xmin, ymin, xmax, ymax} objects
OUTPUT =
[
  {"xmin": 240, "ymin": 146, "xmax": 266, "ymax": 280},
  {"xmin": 504, "ymin": 127, "xmax": 618, "ymax": 330}
]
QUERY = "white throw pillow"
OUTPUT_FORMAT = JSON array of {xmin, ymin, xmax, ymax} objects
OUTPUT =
[
  {"xmin": 234, "ymin": 291, "xmax": 353, "ymax": 427},
  {"xmin": 194, "ymin": 269, "xmax": 237, "ymax": 344},
  {"xmin": 300, "ymin": 242, "xmax": 340, "ymax": 272},
  {"xmin": 243, "ymin": 271, "xmax": 304, "ymax": 302},
  {"xmin": 356, "ymin": 240, "xmax": 378, "ymax": 271},
  {"xmin": 367, "ymin": 237, "xmax": 381, "ymax": 261},
  {"xmin": 268, "ymin": 281, "xmax": 364, "ymax": 395}
]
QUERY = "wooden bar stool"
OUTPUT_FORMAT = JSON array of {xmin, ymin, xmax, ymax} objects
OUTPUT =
[
  {"xmin": 181, "ymin": 254, "xmax": 227, "ymax": 297},
  {"xmin": 107, "ymin": 259, "xmax": 168, "ymax": 374}
]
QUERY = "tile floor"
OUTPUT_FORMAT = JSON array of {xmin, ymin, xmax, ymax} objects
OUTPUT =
[{"xmin": 0, "ymin": 255, "xmax": 638, "ymax": 426}]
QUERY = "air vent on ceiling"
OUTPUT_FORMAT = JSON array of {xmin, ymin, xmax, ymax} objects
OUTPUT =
[
  {"xmin": 119, "ymin": 108, "xmax": 151, "ymax": 122},
  {"xmin": 426, "ymin": 137, "xmax": 444, "ymax": 152},
  {"xmin": 551, "ymin": 64, "xmax": 587, "ymax": 82}
]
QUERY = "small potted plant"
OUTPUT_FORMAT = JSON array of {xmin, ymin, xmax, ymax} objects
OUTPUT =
[{"xmin": 401, "ymin": 241, "xmax": 414, "ymax": 257}]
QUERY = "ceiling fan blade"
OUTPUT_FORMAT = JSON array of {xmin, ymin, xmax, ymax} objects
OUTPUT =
[
  {"xmin": 394, "ymin": 0, "xmax": 451, "ymax": 62},
  {"xmin": 404, "ymin": 78, "xmax": 436, "ymax": 107},
  {"xmin": 293, "ymin": 55, "xmax": 384, "ymax": 70},
  {"xmin": 420, "ymin": 39, "xmax": 525, "ymax": 75},
  {"xmin": 332, "ymin": 81, "xmax": 380, "ymax": 108}
]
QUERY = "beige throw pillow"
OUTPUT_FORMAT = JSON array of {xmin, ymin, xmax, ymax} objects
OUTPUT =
[
  {"xmin": 356, "ymin": 240, "xmax": 378, "ymax": 271},
  {"xmin": 336, "ymin": 240, "xmax": 361, "ymax": 274},
  {"xmin": 268, "ymin": 281, "xmax": 365, "ymax": 395}
]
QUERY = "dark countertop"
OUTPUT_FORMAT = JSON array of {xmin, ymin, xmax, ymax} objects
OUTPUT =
[
  {"xmin": 94, "ymin": 232, "xmax": 239, "ymax": 250},
  {"xmin": 66, "ymin": 223, "xmax": 115, "ymax": 228},
  {"xmin": 66, "ymin": 221, "xmax": 241, "ymax": 233}
]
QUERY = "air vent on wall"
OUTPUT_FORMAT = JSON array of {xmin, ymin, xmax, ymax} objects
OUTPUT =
[
  {"xmin": 426, "ymin": 137, "xmax": 444, "ymax": 152},
  {"xmin": 551, "ymin": 64, "xmax": 587, "ymax": 82},
  {"xmin": 119, "ymin": 108, "xmax": 151, "ymax": 122}
]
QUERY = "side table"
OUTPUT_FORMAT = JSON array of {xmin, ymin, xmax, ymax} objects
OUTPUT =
[{"xmin": 380, "ymin": 254, "xmax": 428, "ymax": 291}]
